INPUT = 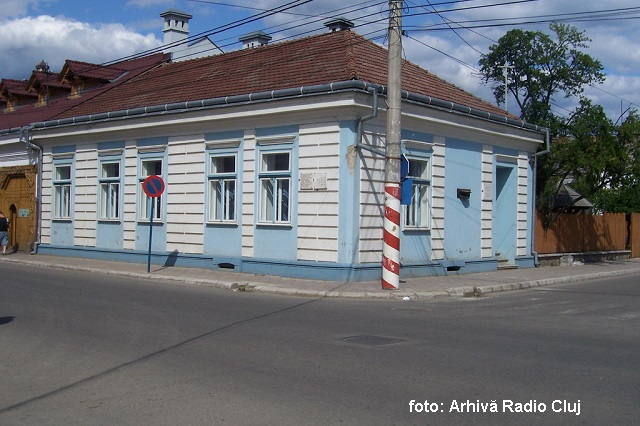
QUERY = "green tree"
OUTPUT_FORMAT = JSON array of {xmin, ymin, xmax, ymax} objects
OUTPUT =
[
  {"xmin": 478, "ymin": 23, "xmax": 605, "ymax": 125},
  {"xmin": 580, "ymin": 112, "xmax": 640, "ymax": 213},
  {"xmin": 537, "ymin": 101, "xmax": 640, "ymax": 219}
]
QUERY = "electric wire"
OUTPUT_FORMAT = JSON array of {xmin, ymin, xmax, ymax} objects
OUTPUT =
[{"xmin": 4, "ymin": 0, "xmax": 640, "ymax": 120}]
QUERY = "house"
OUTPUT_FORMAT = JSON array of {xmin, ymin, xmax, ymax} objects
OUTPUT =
[{"xmin": 0, "ymin": 11, "xmax": 547, "ymax": 281}]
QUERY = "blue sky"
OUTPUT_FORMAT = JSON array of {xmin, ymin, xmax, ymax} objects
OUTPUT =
[{"xmin": 3, "ymin": 0, "xmax": 640, "ymax": 121}]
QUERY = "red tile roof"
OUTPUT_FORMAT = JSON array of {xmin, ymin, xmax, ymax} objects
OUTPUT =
[
  {"xmin": 2, "ymin": 31, "xmax": 509, "ymax": 131},
  {"xmin": 0, "ymin": 79, "xmax": 36, "ymax": 99},
  {"xmin": 56, "ymin": 30, "xmax": 507, "ymax": 120},
  {"xmin": 27, "ymin": 71, "xmax": 70, "ymax": 92},
  {"xmin": 60, "ymin": 60, "xmax": 128, "ymax": 82},
  {"xmin": 0, "ymin": 53, "xmax": 167, "ymax": 131}
]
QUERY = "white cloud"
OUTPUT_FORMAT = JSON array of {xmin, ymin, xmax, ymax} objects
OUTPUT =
[
  {"xmin": 4, "ymin": 0, "xmax": 46, "ymax": 18},
  {"xmin": 0, "ymin": 15, "xmax": 162, "ymax": 79}
]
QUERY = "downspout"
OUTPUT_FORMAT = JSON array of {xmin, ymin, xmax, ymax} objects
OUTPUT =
[
  {"xmin": 20, "ymin": 126, "xmax": 42, "ymax": 254},
  {"xmin": 354, "ymin": 86, "xmax": 385, "ymax": 157},
  {"xmin": 531, "ymin": 127, "xmax": 550, "ymax": 266}
]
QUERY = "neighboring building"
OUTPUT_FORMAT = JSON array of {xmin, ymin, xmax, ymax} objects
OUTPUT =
[
  {"xmin": 0, "ymin": 53, "xmax": 168, "ymax": 252},
  {"xmin": 0, "ymin": 12, "xmax": 547, "ymax": 281}
]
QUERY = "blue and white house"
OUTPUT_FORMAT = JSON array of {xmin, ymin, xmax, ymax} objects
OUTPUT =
[{"xmin": 0, "ymin": 13, "xmax": 547, "ymax": 282}]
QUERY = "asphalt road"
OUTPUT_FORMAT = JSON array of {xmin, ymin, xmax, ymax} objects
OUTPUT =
[{"xmin": 1, "ymin": 261, "xmax": 638, "ymax": 425}]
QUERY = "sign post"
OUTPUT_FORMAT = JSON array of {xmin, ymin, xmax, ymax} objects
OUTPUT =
[{"xmin": 142, "ymin": 175, "xmax": 165, "ymax": 273}]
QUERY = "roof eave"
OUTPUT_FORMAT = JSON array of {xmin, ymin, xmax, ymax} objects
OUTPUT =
[{"xmin": 17, "ymin": 80, "xmax": 546, "ymax": 136}]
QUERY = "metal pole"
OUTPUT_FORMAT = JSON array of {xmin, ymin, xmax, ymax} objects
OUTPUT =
[
  {"xmin": 147, "ymin": 197, "xmax": 154, "ymax": 273},
  {"xmin": 382, "ymin": 0, "xmax": 403, "ymax": 290}
]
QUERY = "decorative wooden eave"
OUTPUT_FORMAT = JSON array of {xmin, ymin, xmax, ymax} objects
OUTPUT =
[
  {"xmin": 26, "ymin": 71, "xmax": 70, "ymax": 106},
  {"xmin": 0, "ymin": 79, "xmax": 37, "ymax": 112},
  {"xmin": 59, "ymin": 60, "xmax": 127, "ymax": 98}
]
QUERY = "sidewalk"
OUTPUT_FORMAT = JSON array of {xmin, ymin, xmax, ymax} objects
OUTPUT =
[{"xmin": 3, "ymin": 251, "xmax": 640, "ymax": 300}]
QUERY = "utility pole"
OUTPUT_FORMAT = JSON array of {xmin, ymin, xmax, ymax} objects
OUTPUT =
[
  {"xmin": 498, "ymin": 58, "xmax": 514, "ymax": 112},
  {"xmin": 382, "ymin": 0, "xmax": 403, "ymax": 290}
]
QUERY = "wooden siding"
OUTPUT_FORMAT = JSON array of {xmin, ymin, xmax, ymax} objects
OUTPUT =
[
  {"xmin": 73, "ymin": 146, "xmax": 98, "ymax": 245},
  {"xmin": 480, "ymin": 145, "xmax": 493, "ymax": 258},
  {"xmin": 122, "ymin": 142, "xmax": 138, "ymax": 250},
  {"xmin": 358, "ymin": 128, "xmax": 385, "ymax": 263},
  {"xmin": 430, "ymin": 138, "xmax": 446, "ymax": 260},
  {"xmin": 517, "ymin": 153, "xmax": 529, "ymax": 256},
  {"xmin": 241, "ymin": 131, "xmax": 256, "ymax": 258},
  {"xmin": 39, "ymin": 155, "xmax": 53, "ymax": 244},
  {"xmin": 297, "ymin": 123, "xmax": 340, "ymax": 262},
  {"xmin": 166, "ymin": 134, "xmax": 206, "ymax": 254}
]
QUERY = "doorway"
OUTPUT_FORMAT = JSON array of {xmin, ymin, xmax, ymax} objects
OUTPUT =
[
  {"xmin": 0, "ymin": 172, "xmax": 36, "ymax": 252},
  {"xmin": 493, "ymin": 165, "xmax": 517, "ymax": 263}
]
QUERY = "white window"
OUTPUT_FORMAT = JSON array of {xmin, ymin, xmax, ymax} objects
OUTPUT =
[
  {"xmin": 208, "ymin": 155, "xmax": 236, "ymax": 222},
  {"xmin": 53, "ymin": 164, "xmax": 72, "ymax": 219},
  {"xmin": 99, "ymin": 162, "xmax": 120, "ymax": 220},
  {"xmin": 139, "ymin": 159, "xmax": 162, "ymax": 220},
  {"xmin": 404, "ymin": 158, "xmax": 431, "ymax": 228},
  {"xmin": 259, "ymin": 151, "xmax": 290, "ymax": 223}
]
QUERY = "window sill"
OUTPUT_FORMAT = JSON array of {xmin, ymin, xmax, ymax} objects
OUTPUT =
[
  {"xmin": 138, "ymin": 219, "xmax": 165, "ymax": 224},
  {"xmin": 206, "ymin": 221, "xmax": 238, "ymax": 227},
  {"xmin": 256, "ymin": 222, "xmax": 292, "ymax": 229},
  {"xmin": 98, "ymin": 219, "xmax": 122, "ymax": 223},
  {"xmin": 52, "ymin": 218, "xmax": 72, "ymax": 222},
  {"xmin": 403, "ymin": 227, "xmax": 431, "ymax": 233}
]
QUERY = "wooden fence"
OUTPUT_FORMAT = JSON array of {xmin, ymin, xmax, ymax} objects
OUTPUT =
[{"xmin": 535, "ymin": 213, "xmax": 628, "ymax": 254}]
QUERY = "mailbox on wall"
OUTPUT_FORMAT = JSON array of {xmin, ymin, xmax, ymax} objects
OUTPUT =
[{"xmin": 457, "ymin": 188, "xmax": 471, "ymax": 199}]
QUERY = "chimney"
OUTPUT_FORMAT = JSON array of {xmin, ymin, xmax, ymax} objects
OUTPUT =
[
  {"xmin": 35, "ymin": 60, "xmax": 50, "ymax": 73},
  {"xmin": 160, "ymin": 9, "xmax": 192, "ymax": 55},
  {"xmin": 324, "ymin": 17, "xmax": 354, "ymax": 32},
  {"xmin": 239, "ymin": 31, "xmax": 272, "ymax": 49}
]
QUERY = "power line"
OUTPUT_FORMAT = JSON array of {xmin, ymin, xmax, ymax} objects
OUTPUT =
[
  {"xmin": 405, "ymin": 6, "xmax": 640, "ymax": 32},
  {"xmin": 103, "ymin": 0, "xmax": 316, "ymax": 65}
]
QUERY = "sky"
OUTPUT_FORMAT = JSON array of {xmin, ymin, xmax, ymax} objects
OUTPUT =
[{"xmin": 2, "ymin": 0, "xmax": 640, "ymax": 122}]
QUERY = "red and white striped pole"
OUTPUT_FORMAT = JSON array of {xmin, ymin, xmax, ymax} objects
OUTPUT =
[
  {"xmin": 382, "ymin": 184, "xmax": 401, "ymax": 289},
  {"xmin": 382, "ymin": 0, "xmax": 403, "ymax": 290}
]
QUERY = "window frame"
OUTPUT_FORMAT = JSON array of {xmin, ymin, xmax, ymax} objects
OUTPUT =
[
  {"xmin": 138, "ymin": 157, "xmax": 164, "ymax": 222},
  {"xmin": 258, "ymin": 150, "xmax": 291, "ymax": 225},
  {"xmin": 207, "ymin": 153, "xmax": 238, "ymax": 224},
  {"xmin": 98, "ymin": 160, "xmax": 122, "ymax": 221},
  {"xmin": 52, "ymin": 162, "xmax": 73, "ymax": 220},
  {"xmin": 403, "ymin": 155, "xmax": 432, "ymax": 230}
]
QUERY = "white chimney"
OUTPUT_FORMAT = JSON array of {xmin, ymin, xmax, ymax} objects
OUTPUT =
[
  {"xmin": 324, "ymin": 17, "xmax": 355, "ymax": 32},
  {"xmin": 239, "ymin": 31, "xmax": 272, "ymax": 49},
  {"xmin": 160, "ymin": 9, "xmax": 192, "ymax": 55}
]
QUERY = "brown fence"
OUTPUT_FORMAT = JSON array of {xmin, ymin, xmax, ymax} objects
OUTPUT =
[
  {"xmin": 535, "ymin": 213, "xmax": 627, "ymax": 254},
  {"xmin": 631, "ymin": 213, "xmax": 640, "ymax": 258}
]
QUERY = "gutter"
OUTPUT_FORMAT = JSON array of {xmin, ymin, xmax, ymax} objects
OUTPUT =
[
  {"xmin": 19, "ymin": 125, "xmax": 42, "ymax": 254},
  {"xmin": 0, "ymin": 80, "xmax": 547, "ymax": 136},
  {"xmin": 355, "ymin": 85, "xmax": 385, "ymax": 157},
  {"xmin": 531, "ymin": 128, "xmax": 551, "ymax": 266}
]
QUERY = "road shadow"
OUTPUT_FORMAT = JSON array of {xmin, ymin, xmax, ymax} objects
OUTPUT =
[{"xmin": 0, "ymin": 316, "xmax": 15, "ymax": 325}]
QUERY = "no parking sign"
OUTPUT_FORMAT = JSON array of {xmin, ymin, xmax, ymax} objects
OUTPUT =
[
  {"xmin": 142, "ymin": 175, "xmax": 165, "ymax": 273},
  {"xmin": 143, "ymin": 175, "xmax": 165, "ymax": 198}
]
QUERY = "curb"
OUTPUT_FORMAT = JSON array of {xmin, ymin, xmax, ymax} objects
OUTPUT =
[{"xmin": 4, "ymin": 256, "xmax": 640, "ymax": 300}]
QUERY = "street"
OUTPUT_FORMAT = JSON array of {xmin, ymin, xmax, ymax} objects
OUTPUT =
[{"xmin": 1, "ymin": 261, "xmax": 639, "ymax": 425}]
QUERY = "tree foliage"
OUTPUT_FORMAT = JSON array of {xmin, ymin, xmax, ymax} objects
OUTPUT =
[
  {"xmin": 478, "ymin": 23, "xmax": 604, "ymax": 125},
  {"xmin": 478, "ymin": 24, "xmax": 640, "ymax": 221}
]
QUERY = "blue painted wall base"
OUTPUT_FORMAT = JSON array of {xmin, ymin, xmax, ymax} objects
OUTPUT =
[{"xmin": 35, "ymin": 245, "xmax": 534, "ymax": 282}]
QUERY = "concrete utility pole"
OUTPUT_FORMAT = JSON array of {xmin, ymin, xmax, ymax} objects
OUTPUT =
[{"xmin": 382, "ymin": 0, "xmax": 403, "ymax": 290}]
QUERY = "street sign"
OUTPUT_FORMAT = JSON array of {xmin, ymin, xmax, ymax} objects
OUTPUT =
[
  {"xmin": 142, "ymin": 175, "xmax": 165, "ymax": 273},
  {"xmin": 143, "ymin": 175, "xmax": 165, "ymax": 198}
]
